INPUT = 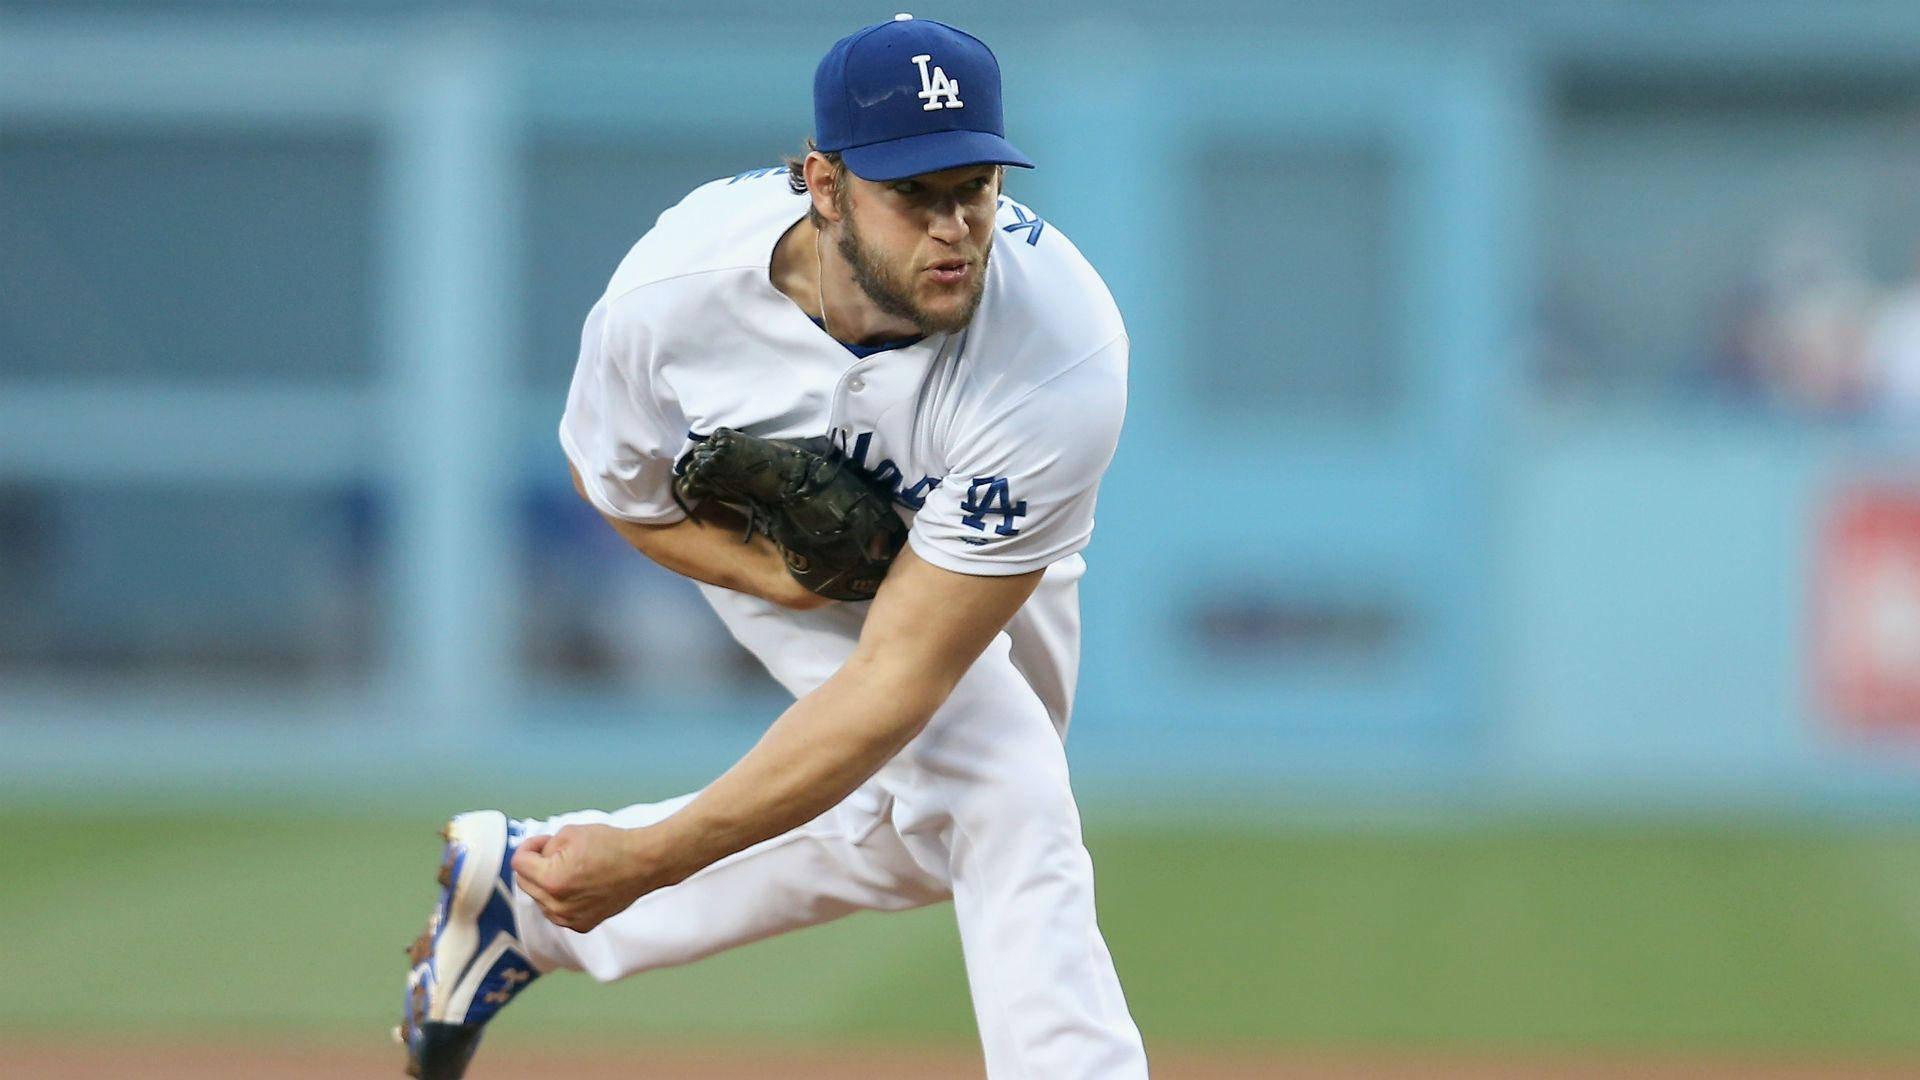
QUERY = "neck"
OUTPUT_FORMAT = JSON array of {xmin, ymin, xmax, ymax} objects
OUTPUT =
[{"xmin": 771, "ymin": 216, "xmax": 921, "ymax": 347}]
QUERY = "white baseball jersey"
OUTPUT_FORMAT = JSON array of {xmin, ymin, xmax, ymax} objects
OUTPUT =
[
  {"xmin": 535, "ymin": 168, "xmax": 1148, "ymax": 1079},
  {"xmin": 559, "ymin": 166, "xmax": 1127, "ymax": 727}
]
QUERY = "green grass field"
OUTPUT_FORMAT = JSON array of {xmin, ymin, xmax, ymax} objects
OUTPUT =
[{"xmin": 8, "ymin": 806, "xmax": 1920, "ymax": 1056}]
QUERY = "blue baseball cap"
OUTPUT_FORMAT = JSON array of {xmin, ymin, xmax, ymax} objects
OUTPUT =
[{"xmin": 813, "ymin": 14, "xmax": 1034, "ymax": 182}]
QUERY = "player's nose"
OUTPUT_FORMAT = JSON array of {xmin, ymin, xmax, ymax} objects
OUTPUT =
[{"xmin": 927, "ymin": 202, "xmax": 970, "ymax": 243}]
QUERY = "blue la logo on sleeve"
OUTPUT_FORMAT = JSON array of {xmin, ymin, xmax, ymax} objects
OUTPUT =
[{"xmin": 960, "ymin": 476, "xmax": 1026, "ymax": 537}]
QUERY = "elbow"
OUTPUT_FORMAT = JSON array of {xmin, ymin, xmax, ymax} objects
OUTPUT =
[
  {"xmin": 772, "ymin": 592, "xmax": 832, "ymax": 612},
  {"xmin": 765, "ymin": 577, "xmax": 833, "ymax": 612}
]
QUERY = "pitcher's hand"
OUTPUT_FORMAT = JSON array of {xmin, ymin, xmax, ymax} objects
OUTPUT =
[{"xmin": 511, "ymin": 824, "xmax": 664, "ymax": 933}]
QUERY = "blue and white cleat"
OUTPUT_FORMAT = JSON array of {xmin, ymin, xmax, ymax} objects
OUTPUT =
[{"xmin": 397, "ymin": 810, "xmax": 542, "ymax": 1079}]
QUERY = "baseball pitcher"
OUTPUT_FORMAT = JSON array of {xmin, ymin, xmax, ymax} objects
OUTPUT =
[{"xmin": 399, "ymin": 15, "xmax": 1148, "ymax": 1078}]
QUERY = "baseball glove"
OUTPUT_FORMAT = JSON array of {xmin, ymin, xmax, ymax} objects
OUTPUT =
[{"xmin": 674, "ymin": 428, "xmax": 908, "ymax": 602}]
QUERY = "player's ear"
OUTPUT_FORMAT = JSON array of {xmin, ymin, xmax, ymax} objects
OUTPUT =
[{"xmin": 806, "ymin": 152, "xmax": 843, "ymax": 224}]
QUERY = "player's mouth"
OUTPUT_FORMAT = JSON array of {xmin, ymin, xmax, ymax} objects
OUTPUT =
[{"xmin": 926, "ymin": 259, "xmax": 971, "ymax": 285}]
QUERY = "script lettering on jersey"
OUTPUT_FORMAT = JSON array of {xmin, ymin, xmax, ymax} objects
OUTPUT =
[
  {"xmin": 959, "ymin": 476, "xmax": 1026, "ymax": 537},
  {"xmin": 912, "ymin": 54, "xmax": 963, "ymax": 111},
  {"xmin": 997, "ymin": 198, "xmax": 1045, "ymax": 246},
  {"xmin": 848, "ymin": 431, "xmax": 943, "ymax": 510}
]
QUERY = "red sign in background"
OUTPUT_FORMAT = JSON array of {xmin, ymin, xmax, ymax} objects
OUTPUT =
[{"xmin": 1818, "ymin": 485, "xmax": 1920, "ymax": 733}]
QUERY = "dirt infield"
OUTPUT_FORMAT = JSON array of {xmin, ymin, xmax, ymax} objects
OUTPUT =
[{"xmin": 15, "ymin": 1043, "xmax": 1920, "ymax": 1079}]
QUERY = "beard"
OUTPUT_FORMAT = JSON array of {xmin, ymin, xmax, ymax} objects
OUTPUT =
[{"xmin": 837, "ymin": 212, "xmax": 990, "ymax": 336}]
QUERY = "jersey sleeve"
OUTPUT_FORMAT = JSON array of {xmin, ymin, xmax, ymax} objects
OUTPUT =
[
  {"xmin": 557, "ymin": 295, "xmax": 689, "ymax": 525},
  {"xmin": 909, "ymin": 335, "xmax": 1128, "ymax": 576}
]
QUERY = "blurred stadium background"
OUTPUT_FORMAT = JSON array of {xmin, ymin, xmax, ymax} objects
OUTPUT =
[{"xmin": 6, "ymin": 1, "xmax": 1920, "ymax": 1076}]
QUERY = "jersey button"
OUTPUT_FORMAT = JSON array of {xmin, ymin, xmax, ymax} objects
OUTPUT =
[{"xmin": 847, "ymin": 376, "xmax": 866, "ymax": 392}]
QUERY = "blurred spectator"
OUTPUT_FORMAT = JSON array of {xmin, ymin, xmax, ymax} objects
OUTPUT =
[
  {"xmin": 313, "ymin": 484, "xmax": 382, "ymax": 672},
  {"xmin": 0, "ymin": 485, "xmax": 52, "ymax": 666},
  {"xmin": 1863, "ymin": 242, "xmax": 1920, "ymax": 418},
  {"xmin": 1528, "ymin": 285, "xmax": 1601, "ymax": 398},
  {"xmin": 523, "ymin": 480, "xmax": 762, "ymax": 696},
  {"xmin": 1716, "ymin": 218, "xmax": 1876, "ymax": 415}
]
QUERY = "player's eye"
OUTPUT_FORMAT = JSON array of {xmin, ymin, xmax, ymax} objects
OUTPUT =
[{"xmin": 891, "ymin": 181, "xmax": 922, "ymax": 196}]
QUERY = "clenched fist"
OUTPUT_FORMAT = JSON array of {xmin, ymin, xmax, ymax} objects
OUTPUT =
[{"xmin": 511, "ymin": 824, "xmax": 667, "ymax": 934}]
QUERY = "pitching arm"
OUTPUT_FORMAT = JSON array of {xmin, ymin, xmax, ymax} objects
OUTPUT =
[{"xmin": 513, "ymin": 544, "xmax": 1041, "ymax": 930}]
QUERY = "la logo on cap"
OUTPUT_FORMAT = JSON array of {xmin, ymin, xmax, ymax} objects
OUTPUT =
[{"xmin": 912, "ymin": 53, "xmax": 963, "ymax": 111}]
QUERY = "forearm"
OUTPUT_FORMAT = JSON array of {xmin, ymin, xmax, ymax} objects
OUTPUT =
[
  {"xmin": 640, "ymin": 650, "xmax": 939, "ymax": 884},
  {"xmin": 510, "ymin": 654, "xmax": 942, "ymax": 933},
  {"xmin": 604, "ymin": 510, "xmax": 797, "ymax": 602},
  {"xmin": 630, "ymin": 549, "xmax": 1042, "ymax": 887},
  {"xmin": 512, "ymin": 549, "xmax": 1044, "ymax": 933},
  {"xmin": 572, "ymin": 464, "xmax": 826, "ymax": 609}
]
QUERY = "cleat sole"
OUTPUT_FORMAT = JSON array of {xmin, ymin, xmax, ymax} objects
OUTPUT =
[
  {"xmin": 399, "ymin": 811, "xmax": 520, "ymax": 1080},
  {"xmin": 410, "ymin": 1022, "xmax": 485, "ymax": 1080}
]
